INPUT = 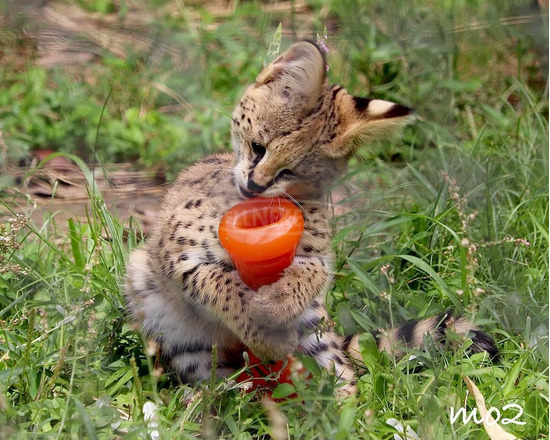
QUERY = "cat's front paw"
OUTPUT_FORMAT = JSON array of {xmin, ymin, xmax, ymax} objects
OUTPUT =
[
  {"xmin": 250, "ymin": 273, "xmax": 305, "ymax": 324},
  {"xmin": 246, "ymin": 325, "xmax": 299, "ymax": 361},
  {"xmin": 249, "ymin": 285, "xmax": 297, "ymax": 326}
]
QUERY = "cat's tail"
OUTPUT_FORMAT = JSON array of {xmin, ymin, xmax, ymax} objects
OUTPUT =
[{"xmin": 344, "ymin": 312, "xmax": 499, "ymax": 369}]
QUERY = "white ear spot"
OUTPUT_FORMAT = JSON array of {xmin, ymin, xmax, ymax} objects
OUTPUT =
[{"xmin": 368, "ymin": 100, "xmax": 396, "ymax": 117}]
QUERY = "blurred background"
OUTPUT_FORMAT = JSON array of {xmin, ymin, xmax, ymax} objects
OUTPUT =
[{"xmin": 0, "ymin": 0, "xmax": 546, "ymax": 171}]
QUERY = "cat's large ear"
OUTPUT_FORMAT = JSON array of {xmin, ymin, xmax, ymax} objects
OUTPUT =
[
  {"xmin": 254, "ymin": 41, "xmax": 326, "ymax": 113},
  {"xmin": 323, "ymin": 92, "xmax": 414, "ymax": 158}
]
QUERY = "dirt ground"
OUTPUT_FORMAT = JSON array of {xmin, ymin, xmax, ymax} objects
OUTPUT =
[{"xmin": 1, "ymin": 152, "xmax": 164, "ymax": 236}]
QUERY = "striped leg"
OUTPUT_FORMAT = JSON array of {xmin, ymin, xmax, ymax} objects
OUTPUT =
[
  {"xmin": 167, "ymin": 343, "xmax": 244, "ymax": 383},
  {"xmin": 296, "ymin": 302, "xmax": 357, "ymax": 397}
]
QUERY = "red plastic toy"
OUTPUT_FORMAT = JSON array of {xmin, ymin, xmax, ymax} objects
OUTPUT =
[{"xmin": 218, "ymin": 197, "xmax": 306, "ymax": 394}]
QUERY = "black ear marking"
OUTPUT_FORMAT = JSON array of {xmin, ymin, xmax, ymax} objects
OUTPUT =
[
  {"xmin": 352, "ymin": 96, "xmax": 412, "ymax": 118},
  {"xmin": 353, "ymin": 96, "xmax": 372, "ymax": 112},
  {"xmin": 385, "ymin": 104, "xmax": 412, "ymax": 118}
]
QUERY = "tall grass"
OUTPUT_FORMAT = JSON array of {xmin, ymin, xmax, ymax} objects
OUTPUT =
[{"xmin": 0, "ymin": 0, "xmax": 548, "ymax": 438}]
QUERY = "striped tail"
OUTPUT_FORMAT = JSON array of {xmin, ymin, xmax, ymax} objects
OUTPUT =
[{"xmin": 345, "ymin": 312, "xmax": 499, "ymax": 368}]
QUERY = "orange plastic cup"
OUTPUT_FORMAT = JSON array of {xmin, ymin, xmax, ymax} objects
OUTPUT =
[
  {"xmin": 218, "ymin": 197, "xmax": 304, "ymax": 291},
  {"xmin": 218, "ymin": 197, "xmax": 306, "ymax": 395}
]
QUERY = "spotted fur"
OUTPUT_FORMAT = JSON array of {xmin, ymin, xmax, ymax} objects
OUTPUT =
[{"xmin": 125, "ymin": 41, "xmax": 496, "ymax": 397}]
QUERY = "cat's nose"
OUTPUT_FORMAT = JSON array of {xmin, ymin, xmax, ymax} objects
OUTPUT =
[{"xmin": 247, "ymin": 179, "xmax": 267, "ymax": 194}]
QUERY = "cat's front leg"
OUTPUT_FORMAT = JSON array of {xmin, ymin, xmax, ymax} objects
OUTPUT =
[
  {"xmin": 248, "ymin": 256, "xmax": 333, "ymax": 326},
  {"xmin": 181, "ymin": 262, "xmax": 299, "ymax": 361}
]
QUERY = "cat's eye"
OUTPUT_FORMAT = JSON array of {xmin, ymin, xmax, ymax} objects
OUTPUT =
[
  {"xmin": 251, "ymin": 141, "xmax": 266, "ymax": 159},
  {"xmin": 275, "ymin": 169, "xmax": 296, "ymax": 181}
]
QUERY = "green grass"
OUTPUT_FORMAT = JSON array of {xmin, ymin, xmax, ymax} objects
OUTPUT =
[{"xmin": 0, "ymin": 0, "xmax": 548, "ymax": 438}]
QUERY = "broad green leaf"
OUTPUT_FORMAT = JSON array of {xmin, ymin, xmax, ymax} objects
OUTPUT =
[
  {"xmin": 338, "ymin": 405, "xmax": 357, "ymax": 434},
  {"xmin": 73, "ymin": 398, "xmax": 99, "ymax": 440},
  {"xmin": 503, "ymin": 358, "xmax": 526, "ymax": 397},
  {"xmin": 271, "ymin": 383, "xmax": 295, "ymax": 399},
  {"xmin": 347, "ymin": 258, "xmax": 380, "ymax": 295},
  {"xmin": 68, "ymin": 218, "xmax": 84, "ymax": 269},
  {"xmin": 299, "ymin": 355, "xmax": 322, "ymax": 377},
  {"xmin": 397, "ymin": 254, "xmax": 459, "ymax": 309}
]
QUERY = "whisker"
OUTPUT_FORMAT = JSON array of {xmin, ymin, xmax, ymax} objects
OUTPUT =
[{"xmin": 282, "ymin": 191, "xmax": 310, "ymax": 222}]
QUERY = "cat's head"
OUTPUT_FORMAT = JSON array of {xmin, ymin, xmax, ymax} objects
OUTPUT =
[{"xmin": 231, "ymin": 41, "xmax": 413, "ymax": 200}]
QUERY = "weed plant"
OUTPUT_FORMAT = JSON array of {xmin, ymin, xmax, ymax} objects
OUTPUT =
[{"xmin": 0, "ymin": 0, "xmax": 548, "ymax": 438}]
